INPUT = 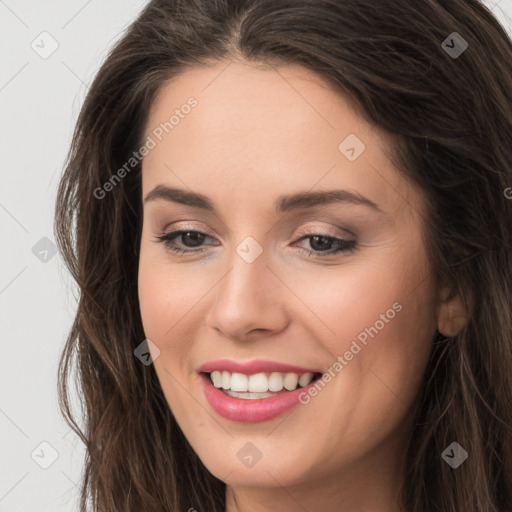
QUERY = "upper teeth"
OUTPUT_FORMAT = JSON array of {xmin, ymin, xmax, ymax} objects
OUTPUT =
[{"xmin": 209, "ymin": 371, "xmax": 315, "ymax": 392}]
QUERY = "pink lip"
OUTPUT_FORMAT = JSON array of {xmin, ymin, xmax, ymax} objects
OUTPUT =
[
  {"xmin": 197, "ymin": 358, "xmax": 320, "ymax": 374},
  {"xmin": 198, "ymin": 372, "xmax": 321, "ymax": 423}
]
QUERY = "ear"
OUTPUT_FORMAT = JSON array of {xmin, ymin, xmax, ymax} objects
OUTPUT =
[{"xmin": 436, "ymin": 280, "xmax": 471, "ymax": 337}]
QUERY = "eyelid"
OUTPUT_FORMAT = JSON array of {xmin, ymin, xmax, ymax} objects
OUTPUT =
[
  {"xmin": 160, "ymin": 221, "xmax": 217, "ymax": 238},
  {"xmin": 293, "ymin": 223, "xmax": 355, "ymax": 239}
]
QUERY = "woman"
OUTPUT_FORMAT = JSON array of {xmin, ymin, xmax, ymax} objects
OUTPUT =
[{"xmin": 54, "ymin": 0, "xmax": 512, "ymax": 510}]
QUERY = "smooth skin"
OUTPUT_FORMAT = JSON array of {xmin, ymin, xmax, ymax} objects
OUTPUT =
[{"xmin": 138, "ymin": 58, "xmax": 467, "ymax": 512}]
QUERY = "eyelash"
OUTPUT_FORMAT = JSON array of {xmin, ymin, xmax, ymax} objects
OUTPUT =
[{"xmin": 154, "ymin": 229, "xmax": 357, "ymax": 257}]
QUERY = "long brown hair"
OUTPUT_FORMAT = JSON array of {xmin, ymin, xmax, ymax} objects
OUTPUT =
[{"xmin": 54, "ymin": 1, "xmax": 512, "ymax": 510}]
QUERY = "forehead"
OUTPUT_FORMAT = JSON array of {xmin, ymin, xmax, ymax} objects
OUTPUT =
[
  {"xmin": 141, "ymin": 59, "xmax": 422, "ymax": 219},
  {"xmin": 145, "ymin": 59, "xmax": 372, "ymax": 148}
]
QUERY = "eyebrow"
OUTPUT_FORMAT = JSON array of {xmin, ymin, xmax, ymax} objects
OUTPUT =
[{"xmin": 143, "ymin": 185, "xmax": 384, "ymax": 214}]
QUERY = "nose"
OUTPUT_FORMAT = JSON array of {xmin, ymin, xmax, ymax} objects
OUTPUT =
[{"xmin": 205, "ymin": 240, "xmax": 289, "ymax": 341}]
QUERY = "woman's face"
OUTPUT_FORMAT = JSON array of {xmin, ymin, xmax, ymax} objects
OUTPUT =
[{"xmin": 138, "ymin": 59, "xmax": 445, "ymax": 503}]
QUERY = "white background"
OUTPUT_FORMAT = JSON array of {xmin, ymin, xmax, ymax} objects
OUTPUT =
[{"xmin": 0, "ymin": 1, "xmax": 511, "ymax": 510}]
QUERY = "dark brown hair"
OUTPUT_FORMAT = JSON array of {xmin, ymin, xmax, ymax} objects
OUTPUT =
[{"xmin": 54, "ymin": 1, "xmax": 512, "ymax": 510}]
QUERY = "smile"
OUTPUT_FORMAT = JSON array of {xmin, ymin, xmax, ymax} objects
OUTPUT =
[
  {"xmin": 197, "ymin": 360, "xmax": 323, "ymax": 422},
  {"xmin": 208, "ymin": 370, "xmax": 318, "ymax": 396}
]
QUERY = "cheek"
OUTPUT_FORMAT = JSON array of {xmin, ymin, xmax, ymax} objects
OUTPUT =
[
  {"xmin": 138, "ymin": 267, "xmax": 171, "ymax": 340},
  {"xmin": 138, "ymin": 267, "xmax": 177, "ymax": 380},
  {"xmin": 278, "ymin": 259, "xmax": 406, "ymax": 348},
  {"xmin": 137, "ymin": 244, "xmax": 205, "ymax": 341},
  {"xmin": 288, "ymin": 248, "xmax": 436, "ymax": 402},
  {"xmin": 137, "ymin": 256, "xmax": 199, "ymax": 407},
  {"xmin": 137, "ymin": 247, "xmax": 220, "ymax": 406}
]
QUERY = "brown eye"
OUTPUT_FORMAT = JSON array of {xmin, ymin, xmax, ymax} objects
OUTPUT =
[
  {"xmin": 155, "ymin": 230, "xmax": 213, "ymax": 254},
  {"xmin": 295, "ymin": 234, "xmax": 356, "ymax": 257}
]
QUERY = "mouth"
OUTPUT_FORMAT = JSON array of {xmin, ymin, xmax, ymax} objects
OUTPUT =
[
  {"xmin": 198, "ymin": 370, "xmax": 324, "ymax": 422},
  {"xmin": 202, "ymin": 370, "xmax": 323, "ymax": 399}
]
